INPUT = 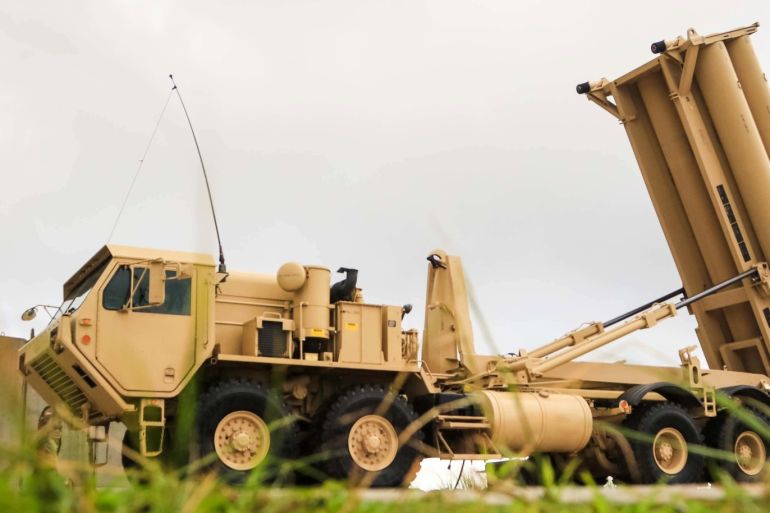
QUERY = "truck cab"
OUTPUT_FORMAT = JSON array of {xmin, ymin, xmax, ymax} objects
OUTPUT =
[{"xmin": 18, "ymin": 245, "xmax": 216, "ymax": 425}]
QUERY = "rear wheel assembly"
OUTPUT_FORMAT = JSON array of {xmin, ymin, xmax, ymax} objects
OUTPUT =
[
  {"xmin": 705, "ymin": 405, "xmax": 769, "ymax": 482},
  {"xmin": 624, "ymin": 402, "xmax": 704, "ymax": 484},
  {"xmin": 320, "ymin": 384, "xmax": 422, "ymax": 487},
  {"xmin": 196, "ymin": 379, "xmax": 297, "ymax": 483}
]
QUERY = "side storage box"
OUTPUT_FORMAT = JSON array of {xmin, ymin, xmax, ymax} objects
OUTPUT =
[{"xmin": 335, "ymin": 303, "xmax": 383, "ymax": 364}]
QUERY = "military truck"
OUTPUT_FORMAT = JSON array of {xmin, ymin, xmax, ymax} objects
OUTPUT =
[{"xmin": 16, "ymin": 23, "xmax": 770, "ymax": 487}]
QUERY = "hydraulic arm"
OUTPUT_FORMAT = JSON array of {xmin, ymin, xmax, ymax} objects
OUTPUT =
[{"xmin": 523, "ymin": 266, "xmax": 765, "ymax": 377}]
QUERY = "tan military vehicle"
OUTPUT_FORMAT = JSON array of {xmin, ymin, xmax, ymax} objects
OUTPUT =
[{"xmin": 17, "ymin": 23, "xmax": 770, "ymax": 486}]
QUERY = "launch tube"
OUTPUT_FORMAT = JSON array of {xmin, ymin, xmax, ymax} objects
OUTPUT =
[
  {"xmin": 695, "ymin": 41, "xmax": 770, "ymax": 261},
  {"xmin": 725, "ymin": 36, "xmax": 770, "ymax": 160}
]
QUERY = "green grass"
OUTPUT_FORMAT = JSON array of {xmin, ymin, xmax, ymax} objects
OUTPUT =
[
  {"xmin": 1, "ymin": 439, "xmax": 769, "ymax": 513},
  {"xmin": 0, "ymin": 394, "xmax": 767, "ymax": 512},
  {"xmin": 3, "ymin": 472, "xmax": 769, "ymax": 513}
]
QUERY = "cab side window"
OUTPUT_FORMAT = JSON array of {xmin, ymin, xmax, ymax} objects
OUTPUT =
[
  {"xmin": 102, "ymin": 265, "xmax": 192, "ymax": 315},
  {"xmin": 103, "ymin": 266, "xmax": 131, "ymax": 310},
  {"xmin": 133, "ymin": 269, "xmax": 192, "ymax": 315}
]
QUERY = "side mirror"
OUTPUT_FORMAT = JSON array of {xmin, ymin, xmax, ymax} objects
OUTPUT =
[{"xmin": 147, "ymin": 260, "xmax": 166, "ymax": 306}]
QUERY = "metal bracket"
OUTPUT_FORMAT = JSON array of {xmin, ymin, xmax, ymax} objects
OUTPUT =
[
  {"xmin": 678, "ymin": 44, "xmax": 700, "ymax": 96},
  {"xmin": 679, "ymin": 345, "xmax": 717, "ymax": 416},
  {"xmin": 754, "ymin": 262, "xmax": 770, "ymax": 297},
  {"xmin": 587, "ymin": 90, "xmax": 620, "ymax": 120},
  {"xmin": 427, "ymin": 254, "xmax": 447, "ymax": 269}
]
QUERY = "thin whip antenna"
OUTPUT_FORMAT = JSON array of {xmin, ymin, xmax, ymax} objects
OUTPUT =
[
  {"xmin": 108, "ymin": 88, "xmax": 174, "ymax": 242},
  {"xmin": 169, "ymin": 74, "xmax": 227, "ymax": 273}
]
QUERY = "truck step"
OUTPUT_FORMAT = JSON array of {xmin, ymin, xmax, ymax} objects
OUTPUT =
[{"xmin": 436, "ymin": 414, "xmax": 491, "ymax": 430}]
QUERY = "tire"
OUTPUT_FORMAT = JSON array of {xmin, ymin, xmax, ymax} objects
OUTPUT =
[
  {"xmin": 197, "ymin": 379, "xmax": 297, "ymax": 483},
  {"xmin": 624, "ymin": 402, "xmax": 704, "ymax": 484},
  {"xmin": 320, "ymin": 384, "xmax": 423, "ymax": 487},
  {"xmin": 705, "ymin": 406, "xmax": 769, "ymax": 482}
]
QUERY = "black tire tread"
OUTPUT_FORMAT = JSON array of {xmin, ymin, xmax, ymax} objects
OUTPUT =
[
  {"xmin": 320, "ymin": 384, "xmax": 422, "ymax": 487},
  {"xmin": 623, "ymin": 401, "xmax": 704, "ymax": 484},
  {"xmin": 706, "ymin": 405, "xmax": 770, "ymax": 482},
  {"xmin": 197, "ymin": 378, "xmax": 298, "ymax": 483}
]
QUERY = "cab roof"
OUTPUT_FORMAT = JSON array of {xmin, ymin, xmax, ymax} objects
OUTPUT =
[{"xmin": 63, "ymin": 245, "xmax": 215, "ymax": 300}]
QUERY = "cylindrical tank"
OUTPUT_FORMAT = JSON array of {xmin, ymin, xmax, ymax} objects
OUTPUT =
[
  {"xmin": 472, "ymin": 390, "xmax": 592, "ymax": 455},
  {"xmin": 282, "ymin": 265, "xmax": 331, "ymax": 341},
  {"xmin": 695, "ymin": 41, "xmax": 770, "ymax": 261}
]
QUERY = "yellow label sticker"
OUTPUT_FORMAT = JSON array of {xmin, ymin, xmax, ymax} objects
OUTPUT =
[
  {"xmin": 310, "ymin": 328, "xmax": 327, "ymax": 337},
  {"xmin": 345, "ymin": 322, "xmax": 359, "ymax": 331}
]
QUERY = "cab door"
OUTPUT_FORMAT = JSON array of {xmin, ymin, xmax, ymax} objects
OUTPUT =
[{"xmin": 96, "ymin": 262, "xmax": 196, "ymax": 393}]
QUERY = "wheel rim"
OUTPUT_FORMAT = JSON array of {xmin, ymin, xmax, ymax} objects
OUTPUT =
[
  {"xmin": 213, "ymin": 410, "xmax": 270, "ymax": 471},
  {"xmin": 735, "ymin": 430, "xmax": 766, "ymax": 476},
  {"xmin": 348, "ymin": 414, "xmax": 398, "ymax": 471},
  {"xmin": 652, "ymin": 427, "xmax": 688, "ymax": 475}
]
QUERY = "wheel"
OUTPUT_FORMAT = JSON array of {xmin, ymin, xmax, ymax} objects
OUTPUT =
[
  {"xmin": 705, "ymin": 406, "xmax": 769, "ymax": 482},
  {"xmin": 197, "ymin": 379, "xmax": 297, "ymax": 483},
  {"xmin": 624, "ymin": 402, "xmax": 704, "ymax": 484},
  {"xmin": 320, "ymin": 384, "xmax": 422, "ymax": 487}
]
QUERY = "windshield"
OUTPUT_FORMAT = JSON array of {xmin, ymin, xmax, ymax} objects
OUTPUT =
[{"xmin": 48, "ymin": 261, "xmax": 108, "ymax": 327}]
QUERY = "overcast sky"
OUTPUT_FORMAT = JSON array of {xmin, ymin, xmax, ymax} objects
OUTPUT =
[{"xmin": 3, "ymin": 1, "xmax": 770, "ymax": 372}]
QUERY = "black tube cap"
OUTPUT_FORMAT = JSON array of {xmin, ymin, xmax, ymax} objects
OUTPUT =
[
  {"xmin": 651, "ymin": 40, "xmax": 666, "ymax": 54},
  {"xmin": 576, "ymin": 82, "xmax": 591, "ymax": 95}
]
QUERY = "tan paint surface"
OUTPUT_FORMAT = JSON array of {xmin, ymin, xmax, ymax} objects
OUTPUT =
[{"xmin": 586, "ymin": 23, "xmax": 770, "ymax": 375}]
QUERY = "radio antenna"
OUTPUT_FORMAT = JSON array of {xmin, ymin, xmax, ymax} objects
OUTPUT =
[
  {"xmin": 169, "ymin": 74, "xmax": 227, "ymax": 273},
  {"xmin": 108, "ymin": 88, "xmax": 174, "ymax": 243}
]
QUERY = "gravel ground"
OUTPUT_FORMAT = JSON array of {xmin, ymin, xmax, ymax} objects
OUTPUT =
[{"xmin": 327, "ymin": 484, "xmax": 768, "ymax": 504}]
